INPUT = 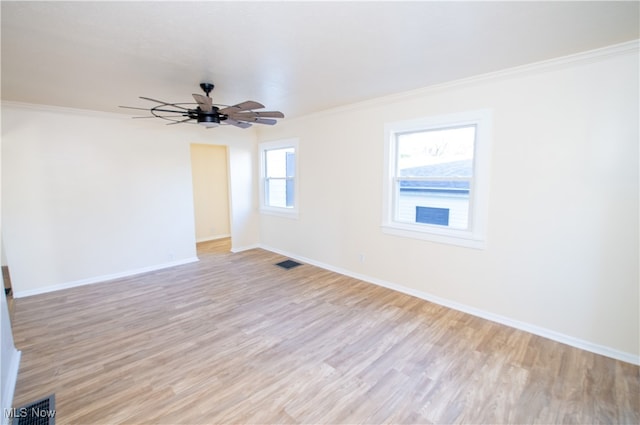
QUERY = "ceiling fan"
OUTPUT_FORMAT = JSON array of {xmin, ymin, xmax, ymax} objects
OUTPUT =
[{"xmin": 120, "ymin": 83, "xmax": 284, "ymax": 129}]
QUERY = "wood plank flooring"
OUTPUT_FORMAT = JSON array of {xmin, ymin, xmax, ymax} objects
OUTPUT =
[{"xmin": 10, "ymin": 239, "xmax": 640, "ymax": 424}]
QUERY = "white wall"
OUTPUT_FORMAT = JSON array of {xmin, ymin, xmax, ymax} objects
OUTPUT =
[
  {"xmin": 1, "ymin": 134, "xmax": 21, "ymax": 422},
  {"xmin": 1, "ymin": 104, "xmax": 259, "ymax": 296},
  {"xmin": 190, "ymin": 144, "xmax": 231, "ymax": 242},
  {"xmin": 1, "ymin": 288, "xmax": 20, "ymax": 423},
  {"xmin": 257, "ymin": 43, "xmax": 639, "ymax": 362}
]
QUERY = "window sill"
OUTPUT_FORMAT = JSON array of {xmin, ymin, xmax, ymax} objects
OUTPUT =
[
  {"xmin": 381, "ymin": 223, "xmax": 486, "ymax": 250},
  {"xmin": 260, "ymin": 207, "xmax": 299, "ymax": 220}
]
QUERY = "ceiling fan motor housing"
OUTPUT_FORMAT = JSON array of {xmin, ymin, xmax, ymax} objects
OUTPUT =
[{"xmin": 198, "ymin": 112, "xmax": 220, "ymax": 127}]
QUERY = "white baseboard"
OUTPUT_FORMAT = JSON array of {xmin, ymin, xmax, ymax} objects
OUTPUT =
[
  {"xmin": 196, "ymin": 234, "xmax": 231, "ymax": 243},
  {"xmin": 13, "ymin": 257, "xmax": 200, "ymax": 298},
  {"xmin": 1, "ymin": 348, "xmax": 21, "ymax": 425},
  {"xmin": 260, "ymin": 244, "xmax": 639, "ymax": 366},
  {"xmin": 230, "ymin": 244, "xmax": 260, "ymax": 253}
]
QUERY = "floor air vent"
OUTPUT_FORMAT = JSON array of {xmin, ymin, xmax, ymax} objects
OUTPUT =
[
  {"xmin": 11, "ymin": 394, "xmax": 55, "ymax": 425},
  {"xmin": 275, "ymin": 259, "xmax": 302, "ymax": 270}
]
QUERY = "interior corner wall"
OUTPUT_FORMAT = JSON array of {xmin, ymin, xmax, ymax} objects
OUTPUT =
[
  {"xmin": 1, "ymin": 238, "xmax": 7, "ymax": 267},
  {"xmin": 256, "ymin": 47, "xmax": 639, "ymax": 360},
  {"xmin": 1, "ymin": 287, "xmax": 20, "ymax": 423},
  {"xmin": 1, "ymin": 104, "xmax": 200, "ymax": 296},
  {"xmin": 0, "ymin": 136, "xmax": 21, "ymax": 423},
  {"xmin": 0, "ymin": 284, "xmax": 22, "ymax": 425},
  {"xmin": 190, "ymin": 144, "xmax": 231, "ymax": 242}
]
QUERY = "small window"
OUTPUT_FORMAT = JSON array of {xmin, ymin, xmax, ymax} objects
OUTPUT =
[
  {"xmin": 259, "ymin": 139, "xmax": 299, "ymax": 218},
  {"xmin": 383, "ymin": 110, "xmax": 492, "ymax": 249}
]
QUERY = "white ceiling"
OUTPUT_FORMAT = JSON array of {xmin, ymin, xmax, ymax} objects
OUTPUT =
[{"xmin": 2, "ymin": 1, "xmax": 638, "ymax": 119}]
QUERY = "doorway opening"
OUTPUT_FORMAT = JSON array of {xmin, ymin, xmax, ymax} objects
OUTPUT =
[{"xmin": 190, "ymin": 144, "xmax": 232, "ymax": 254}]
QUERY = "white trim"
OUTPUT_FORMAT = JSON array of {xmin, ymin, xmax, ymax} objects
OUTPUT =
[
  {"xmin": 258, "ymin": 138, "xmax": 300, "ymax": 219},
  {"xmin": 3, "ymin": 41, "xmax": 636, "ymax": 124},
  {"xmin": 381, "ymin": 225, "xmax": 486, "ymax": 250},
  {"xmin": 382, "ymin": 109, "xmax": 492, "ymax": 249},
  {"xmin": 258, "ymin": 208, "xmax": 300, "ymax": 220},
  {"xmin": 1, "ymin": 100, "xmax": 131, "ymax": 120},
  {"xmin": 230, "ymin": 244, "xmax": 260, "ymax": 253},
  {"xmin": 1, "ymin": 348, "xmax": 21, "ymax": 425},
  {"xmin": 286, "ymin": 40, "xmax": 639, "ymax": 121},
  {"xmin": 196, "ymin": 234, "xmax": 231, "ymax": 243},
  {"xmin": 259, "ymin": 244, "xmax": 639, "ymax": 366},
  {"xmin": 12, "ymin": 257, "xmax": 199, "ymax": 298}
]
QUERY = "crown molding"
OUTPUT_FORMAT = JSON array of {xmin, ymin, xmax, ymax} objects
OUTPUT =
[
  {"xmin": 3, "ymin": 40, "xmax": 638, "ymax": 125},
  {"xmin": 298, "ymin": 39, "xmax": 640, "ymax": 121},
  {"xmin": 1, "ymin": 100, "xmax": 128, "ymax": 120},
  {"xmin": 0, "ymin": 101, "xmax": 260, "ymax": 138}
]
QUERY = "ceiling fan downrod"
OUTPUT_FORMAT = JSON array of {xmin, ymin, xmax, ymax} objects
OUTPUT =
[{"xmin": 200, "ymin": 83, "xmax": 214, "ymax": 97}]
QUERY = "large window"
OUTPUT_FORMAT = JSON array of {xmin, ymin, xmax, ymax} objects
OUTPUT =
[
  {"xmin": 259, "ymin": 138, "xmax": 299, "ymax": 218},
  {"xmin": 383, "ymin": 110, "xmax": 491, "ymax": 248}
]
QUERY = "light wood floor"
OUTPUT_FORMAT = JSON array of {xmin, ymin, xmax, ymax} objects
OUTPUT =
[{"xmin": 11, "ymin": 239, "xmax": 639, "ymax": 424}]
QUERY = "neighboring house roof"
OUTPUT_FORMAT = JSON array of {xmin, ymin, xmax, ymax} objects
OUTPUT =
[{"xmin": 399, "ymin": 160, "xmax": 472, "ymax": 191}]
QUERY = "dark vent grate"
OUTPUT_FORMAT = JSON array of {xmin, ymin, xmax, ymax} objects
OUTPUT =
[
  {"xmin": 275, "ymin": 259, "xmax": 302, "ymax": 270},
  {"xmin": 12, "ymin": 394, "xmax": 55, "ymax": 425}
]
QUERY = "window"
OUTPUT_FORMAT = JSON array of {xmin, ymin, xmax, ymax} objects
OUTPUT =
[
  {"xmin": 383, "ymin": 110, "xmax": 492, "ymax": 249},
  {"xmin": 259, "ymin": 138, "xmax": 299, "ymax": 218}
]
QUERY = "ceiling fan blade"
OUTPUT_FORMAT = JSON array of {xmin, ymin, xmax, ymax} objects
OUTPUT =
[
  {"xmin": 119, "ymin": 105, "xmax": 152, "ymax": 111},
  {"xmin": 121, "ymin": 105, "xmax": 190, "ymax": 115},
  {"xmin": 139, "ymin": 96, "xmax": 172, "ymax": 105},
  {"xmin": 218, "ymin": 100, "xmax": 265, "ymax": 115},
  {"xmin": 223, "ymin": 119, "xmax": 252, "ymax": 129},
  {"xmin": 140, "ymin": 97, "xmax": 191, "ymax": 110},
  {"xmin": 192, "ymin": 94, "xmax": 213, "ymax": 112},
  {"xmin": 166, "ymin": 117, "xmax": 194, "ymax": 125},
  {"xmin": 228, "ymin": 111, "xmax": 285, "ymax": 119},
  {"xmin": 152, "ymin": 109, "xmax": 191, "ymax": 114},
  {"xmin": 252, "ymin": 118, "xmax": 278, "ymax": 125}
]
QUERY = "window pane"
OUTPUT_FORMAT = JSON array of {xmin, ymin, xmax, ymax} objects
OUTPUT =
[
  {"xmin": 264, "ymin": 147, "xmax": 295, "ymax": 209},
  {"xmin": 397, "ymin": 126, "xmax": 475, "ymax": 176},
  {"xmin": 266, "ymin": 178, "xmax": 294, "ymax": 208},
  {"xmin": 259, "ymin": 139, "xmax": 299, "ymax": 217},
  {"xmin": 265, "ymin": 148, "xmax": 295, "ymax": 178},
  {"xmin": 396, "ymin": 126, "xmax": 475, "ymax": 229},
  {"xmin": 396, "ymin": 188, "xmax": 470, "ymax": 229}
]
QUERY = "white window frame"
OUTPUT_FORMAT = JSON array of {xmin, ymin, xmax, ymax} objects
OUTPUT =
[
  {"xmin": 382, "ymin": 110, "xmax": 492, "ymax": 249},
  {"xmin": 259, "ymin": 138, "xmax": 299, "ymax": 219}
]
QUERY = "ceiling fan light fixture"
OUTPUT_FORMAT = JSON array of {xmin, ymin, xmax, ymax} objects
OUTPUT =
[{"xmin": 198, "ymin": 114, "xmax": 220, "ymax": 128}]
